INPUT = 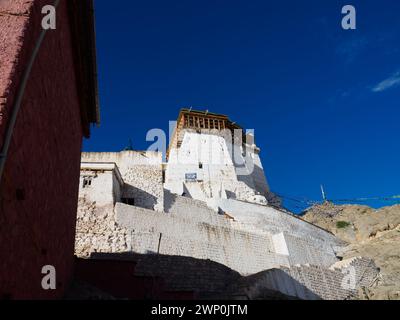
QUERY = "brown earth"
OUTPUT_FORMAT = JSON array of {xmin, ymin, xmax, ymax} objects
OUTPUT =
[{"xmin": 302, "ymin": 202, "xmax": 400, "ymax": 300}]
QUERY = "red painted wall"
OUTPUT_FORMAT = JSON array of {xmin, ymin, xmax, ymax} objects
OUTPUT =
[{"xmin": 0, "ymin": 0, "xmax": 85, "ymax": 299}]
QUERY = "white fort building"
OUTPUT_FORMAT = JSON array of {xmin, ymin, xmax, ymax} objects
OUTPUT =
[{"xmin": 75, "ymin": 109, "xmax": 378, "ymax": 300}]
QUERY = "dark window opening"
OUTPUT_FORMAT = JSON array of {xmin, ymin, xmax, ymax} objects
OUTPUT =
[
  {"xmin": 82, "ymin": 177, "xmax": 92, "ymax": 188},
  {"xmin": 122, "ymin": 198, "xmax": 135, "ymax": 206},
  {"xmin": 199, "ymin": 162, "xmax": 203, "ymax": 169},
  {"xmin": 16, "ymin": 188, "xmax": 25, "ymax": 201}
]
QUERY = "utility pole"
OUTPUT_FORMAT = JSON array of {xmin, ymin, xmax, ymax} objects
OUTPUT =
[{"xmin": 320, "ymin": 185, "xmax": 327, "ymax": 202}]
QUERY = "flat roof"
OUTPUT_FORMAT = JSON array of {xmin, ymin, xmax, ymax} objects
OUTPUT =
[{"xmin": 80, "ymin": 162, "xmax": 124, "ymax": 186}]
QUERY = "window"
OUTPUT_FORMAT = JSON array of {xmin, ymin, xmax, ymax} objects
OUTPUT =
[
  {"xmin": 16, "ymin": 188, "xmax": 25, "ymax": 201},
  {"xmin": 122, "ymin": 198, "xmax": 135, "ymax": 206},
  {"xmin": 199, "ymin": 162, "xmax": 203, "ymax": 169},
  {"xmin": 82, "ymin": 177, "xmax": 92, "ymax": 188}
]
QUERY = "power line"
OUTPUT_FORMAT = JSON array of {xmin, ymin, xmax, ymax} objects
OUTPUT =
[
  {"xmin": 272, "ymin": 192, "xmax": 318, "ymax": 206},
  {"xmin": 330, "ymin": 195, "xmax": 400, "ymax": 203},
  {"xmin": 272, "ymin": 191, "xmax": 400, "ymax": 208}
]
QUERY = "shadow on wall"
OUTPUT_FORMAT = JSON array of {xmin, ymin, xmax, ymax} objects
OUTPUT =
[
  {"xmin": 251, "ymin": 164, "xmax": 268, "ymax": 194},
  {"xmin": 225, "ymin": 190, "xmax": 237, "ymax": 199},
  {"xmin": 67, "ymin": 252, "xmax": 315, "ymax": 300},
  {"xmin": 163, "ymin": 189, "xmax": 177, "ymax": 213},
  {"xmin": 221, "ymin": 269, "xmax": 321, "ymax": 300},
  {"xmin": 123, "ymin": 184, "xmax": 158, "ymax": 210},
  {"xmin": 236, "ymin": 164, "xmax": 265, "ymax": 195}
]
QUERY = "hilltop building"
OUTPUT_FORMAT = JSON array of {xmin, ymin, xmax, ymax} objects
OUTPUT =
[
  {"xmin": 75, "ymin": 109, "xmax": 379, "ymax": 300},
  {"xmin": 164, "ymin": 109, "xmax": 280, "ymax": 206}
]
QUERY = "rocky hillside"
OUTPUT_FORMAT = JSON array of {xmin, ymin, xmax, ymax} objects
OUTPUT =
[{"xmin": 302, "ymin": 202, "xmax": 400, "ymax": 300}]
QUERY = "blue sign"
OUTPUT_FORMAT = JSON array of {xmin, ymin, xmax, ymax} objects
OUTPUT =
[{"xmin": 185, "ymin": 173, "xmax": 197, "ymax": 181}]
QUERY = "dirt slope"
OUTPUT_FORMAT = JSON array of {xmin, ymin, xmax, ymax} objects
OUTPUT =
[{"xmin": 302, "ymin": 202, "xmax": 400, "ymax": 300}]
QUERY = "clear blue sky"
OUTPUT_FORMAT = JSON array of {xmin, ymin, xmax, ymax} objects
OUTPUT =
[{"xmin": 84, "ymin": 0, "xmax": 400, "ymax": 212}]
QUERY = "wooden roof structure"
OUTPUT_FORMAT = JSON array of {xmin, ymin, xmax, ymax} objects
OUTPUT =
[
  {"xmin": 68, "ymin": 0, "xmax": 100, "ymax": 137},
  {"xmin": 167, "ymin": 108, "xmax": 243, "ymax": 160}
]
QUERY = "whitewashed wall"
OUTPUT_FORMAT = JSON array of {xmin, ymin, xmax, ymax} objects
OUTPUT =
[
  {"xmin": 82, "ymin": 151, "xmax": 164, "ymax": 211},
  {"xmin": 165, "ymin": 131, "xmax": 271, "ymax": 204},
  {"xmin": 115, "ymin": 202, "xmax": 291, "ymax": 275},
  {"xmin": 207, "ymin": 198, "xmax": 342, "ymax": 267},
  {"xmin": 79, "ymin": 163, "xmax": 123, "ymax": 207}
]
